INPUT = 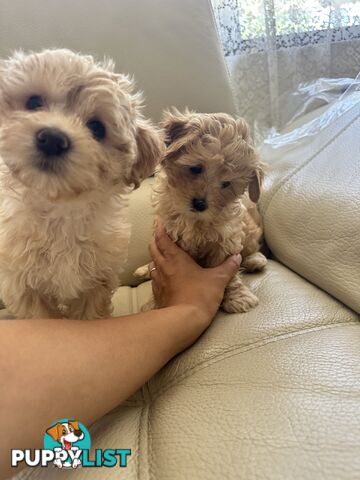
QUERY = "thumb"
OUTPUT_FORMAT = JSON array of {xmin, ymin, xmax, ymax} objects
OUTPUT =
[{"xmin": 213, "ymin": 254, "xmax": 242, "ymax": 281}]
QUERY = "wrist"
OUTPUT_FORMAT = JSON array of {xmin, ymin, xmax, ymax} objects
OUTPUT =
[
  {"xmin": 163, "ymin": 304, "xmax": 213, "ymax": 355},
  {"xmin": 182, "ymin": 303, "xmax": 212, "ymax": 326}
]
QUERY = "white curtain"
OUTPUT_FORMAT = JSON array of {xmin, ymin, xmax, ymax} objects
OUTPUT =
[{"xmin": 211, "ymin": 0, "xmax": 360, "ymax": 136}]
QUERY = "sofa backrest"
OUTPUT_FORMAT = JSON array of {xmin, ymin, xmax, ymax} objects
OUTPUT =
[
  {"xmin": 0, "ymin": 0, "xmax": 236, "ymax": 121},
  {"xmin": 259, "ymin": 100, "xmax": 360, "ymax": 313}
]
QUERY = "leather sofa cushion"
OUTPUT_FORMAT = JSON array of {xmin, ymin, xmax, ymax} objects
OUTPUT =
[
  {"xmin": 260, "ymin": 101, "xmax": 360, "ymax": 313},
  {"xmin": 121, "ymin": 178, "xmax": 155, "ymax": 288}
]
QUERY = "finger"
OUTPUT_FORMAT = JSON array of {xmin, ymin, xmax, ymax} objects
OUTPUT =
[
  {"xmin": 154, "ymin": 216, "xmax": 162, "ymax": 229},
  {"xmin": 148, "ymin": 261, "xmax": 157, "ymax": 272},
  {"xmin": 149, "ymin": 239, "xmax": 166, "ymax": 268},
  {"xmin": 148, "ymin": 261, "xmax": 156, "ymax": 275},
  {"xmin": 212, "ymin": 254, "xmax": 242, "ymax": 282},
  {"xmin": 151, "ymin": 278, "xmax": 162, "ymax": 305},
  {"xmin": 150, "ymin": 268, "xmax": 160, "ymax": 283},
  {"xmin": 147, "ymin": 258, "xmax": 161, "ymax": 282},
  {"xmin": 148, "ymin": 261, "xmax": 162, "ymax": 281},
  {"xmin": 150, "ymin": 267, "xmax": 162, "ymax": 296},
  {"xmin": 154, "ymin": 223, "xmax": 178, "ymax": 257}
]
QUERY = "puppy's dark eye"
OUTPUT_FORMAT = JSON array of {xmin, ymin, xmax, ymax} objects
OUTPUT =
[
  {"xmin": 189, "ymin": 165, "xmax": 203, "ymax": 175},
  {"xmin": 25, "ymin": 95, "xmax": 44, "ymax": 110},
  {"xmin": 221, "ymin": 181, "xmax": 231, "ymax": 189},
  {"xmin": 87, "ymin": 119, "xmax": 106, "ymax": 140}
]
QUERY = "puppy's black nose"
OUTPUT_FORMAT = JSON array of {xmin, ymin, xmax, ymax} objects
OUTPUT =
[
  {"xmin": 192, "ymin": 198, "xmax": 208, "ymax": 212},
  {"xmin": 36, "ymin": 128, "xmax": 70, "ymax": 156}
]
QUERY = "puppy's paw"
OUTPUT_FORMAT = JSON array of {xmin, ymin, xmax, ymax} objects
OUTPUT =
[
  {"xmin": 242, "ymin": 252, "xmax": 267, "ymax": 272},
  {"xmin": 134, "ymin": 264, "xmax": 150, "ymax": 279},
  {"xmin": 222, "ymin": 287, "xmax": 259, "ymax": 313}
]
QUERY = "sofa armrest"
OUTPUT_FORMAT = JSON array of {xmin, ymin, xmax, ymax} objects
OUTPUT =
[
  {"xmin": 259, "ymin": 99, "xmax": 360, "ymax": 313},
  {"xmin": 120, "ymin": 178, "xmax": 154, "ymax": 287}
]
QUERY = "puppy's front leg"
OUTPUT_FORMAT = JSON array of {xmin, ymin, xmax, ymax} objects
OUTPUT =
[
  {"xmin": 222, "ymin": 273, "xmax": 259, "ymax": 313},
  {"xmin": 134, "ymin": 264, "xmax": 158, "ymax": 311},
  {"xmin": 203, "ymin": 250, "xmax": 258, "ymax": 313},
  {"xmin": 67, "ymin": 286, "xmax": 113, "ymax": 320},
  {"xmin": 242, "ymin": 252, "xmax": 267, "ymax": 273}
]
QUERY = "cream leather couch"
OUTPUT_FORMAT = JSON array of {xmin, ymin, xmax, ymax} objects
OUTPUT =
[{"xmin": 3, "ymin": 1, "xmax": 359, "ymax": 479}]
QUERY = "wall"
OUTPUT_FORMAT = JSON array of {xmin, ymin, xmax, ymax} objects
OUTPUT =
[{"xmin": 0, "ymin": 0, "xmax": 236, "ymax": 120}]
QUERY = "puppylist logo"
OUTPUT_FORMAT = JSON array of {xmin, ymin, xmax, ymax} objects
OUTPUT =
[{"xmin": 12, "ymin": 419, "xmax": 131, "ymax": 470}]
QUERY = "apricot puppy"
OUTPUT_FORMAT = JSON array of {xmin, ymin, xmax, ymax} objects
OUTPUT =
[
  {"xmin": 0, "ymin": 49, "xmax": 163, "ymax": 319},
  {"xmin": 135, "ymin": 109, "xmax": 267, "ymax": 313}
]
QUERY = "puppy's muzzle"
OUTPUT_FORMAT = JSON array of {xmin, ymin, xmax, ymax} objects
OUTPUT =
[
  {"xmin": 191, "ymin": 198, "xmax": 208, "ymax": 212},
  {"xmin": 36, "ymin": 128, "xmax": 71, "ymax": 158}
]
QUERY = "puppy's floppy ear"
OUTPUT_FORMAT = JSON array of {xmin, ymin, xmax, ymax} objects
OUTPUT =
[
  {"xmin": 162, "ymin": 108, "xmax": 190, "ymax": 146},
  {"xmin": 46, "ymin": 423, "xmax": 62, "ymax": 441},
  {"xmin": 161, "ymin": 108, "xmax": 196, "ymax": 161},
  {"xmin": 126, "ymin": 119, "xmax": 164, "ymax": 189},
  {"xmin": 248, "ymin": 162, "xmax": 265, "ymax": 203}
]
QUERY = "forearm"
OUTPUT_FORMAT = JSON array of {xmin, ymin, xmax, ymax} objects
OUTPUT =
[{"xmin": 0, "ymin": 305, "xmax": 203, "ymax": 478}]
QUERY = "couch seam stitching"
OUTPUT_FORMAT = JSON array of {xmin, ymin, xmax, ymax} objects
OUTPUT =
[
  {"xmin": 137, "ymin": 393, "xmax": 152, "ymax": 480},
  {"xmin": 147, "ymin": 404, "xmax": 153, "ymax": 480},
  {"xmin": 152, "ymin": 320, "xmax": 359, "ymax": 398},
  {"xmin": 261, "ymin": 109, "xmax": 360, "ymax": 217},
  {"xmin": 136, "ymin": 403, "xmax": 141, "ymax": 480}
]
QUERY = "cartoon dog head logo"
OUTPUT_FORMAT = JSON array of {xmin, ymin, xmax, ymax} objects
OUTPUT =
[
  {"xmin": 46, "ymin": 420, "xmax": 84, "ymax": 450},
  {"xmin": 44, "ymin": 419, "xmax": 90, "ymax": 469}
]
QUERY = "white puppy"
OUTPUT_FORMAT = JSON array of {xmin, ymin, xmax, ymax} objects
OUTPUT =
[{"xmin": 0, "ymin": 49, "xmax": 163, "ymax": 319}]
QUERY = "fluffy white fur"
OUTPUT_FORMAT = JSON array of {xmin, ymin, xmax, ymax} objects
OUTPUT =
[
  {"xmin": 135, "ymin": 109, "xmax": 267, "ymax": 313},
  {"xmin": 0, "ymin": 49, "xmax": 163, "ymax": 319}
]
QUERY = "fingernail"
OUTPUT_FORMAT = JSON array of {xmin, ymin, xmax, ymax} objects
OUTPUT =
[{"xmin": 233, "ymin": 254, "xmax": 242, "ymax": 265}]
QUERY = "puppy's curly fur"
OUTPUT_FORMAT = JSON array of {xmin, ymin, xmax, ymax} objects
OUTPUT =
[
  {"xmin": 0, "ymin": 49, "xmax": 164, "ymax": 319},
  {"xmin": 135, "ymin": 109, "xmax": 267, "ymax": 313}
]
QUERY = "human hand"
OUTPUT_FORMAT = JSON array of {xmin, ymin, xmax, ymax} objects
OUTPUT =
[{"xmin": 149, "ymin": 221, "xmax": 241, "ymax": 326}]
